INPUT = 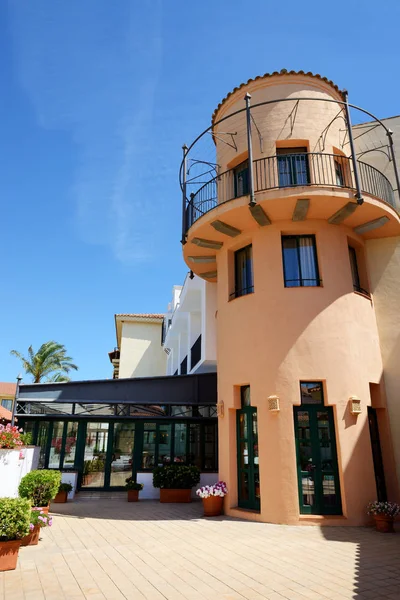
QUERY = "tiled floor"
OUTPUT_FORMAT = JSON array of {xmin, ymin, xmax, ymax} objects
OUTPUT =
[{"xmin": 1, "ymin": 494, "xmax": 400, "ymax": 600}]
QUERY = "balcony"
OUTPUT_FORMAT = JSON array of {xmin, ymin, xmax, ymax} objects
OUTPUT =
[{"xmin": 184, "ymin": 152, "xmax": 395, "ymax": 234}]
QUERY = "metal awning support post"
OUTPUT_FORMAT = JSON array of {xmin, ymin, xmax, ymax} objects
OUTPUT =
[
  {"xmin": 181, "ymin": 144, "xmax": 188, "ymax": 244},
  {"xmin": 245, "ymin": 93, "xmax": 256, "ymax": 207},
  {"xmin": 343, "ymin": 90, "xmax": 363, "ymax": 205},
  {"xmin": 11, "ymin": 374, "xmax": 22, "ymax": 427},
  {"xmin": 387, "ymin": 130, "xmax": 400, "ymax": 206}
]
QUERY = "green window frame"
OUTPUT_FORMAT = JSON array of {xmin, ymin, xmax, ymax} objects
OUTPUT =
[{"xmin": 236, "ymin": 386, "xmax": 260, "ymax": 511}]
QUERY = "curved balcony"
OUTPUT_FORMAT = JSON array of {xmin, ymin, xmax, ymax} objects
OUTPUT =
[{"xmin": 184, "ymin": 152, "xmax": 395, "ymax": 234}]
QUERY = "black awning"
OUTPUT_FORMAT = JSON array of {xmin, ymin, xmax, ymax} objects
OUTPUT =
[{"xmin": 18, "ymin": 372, "xmax": 217, "ymax": 406}]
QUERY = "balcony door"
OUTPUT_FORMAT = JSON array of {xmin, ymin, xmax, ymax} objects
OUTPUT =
[
  {"xmin": 277, "ymin": 147, "xmax": 309, "ymax": 187},
  {"xmin": 237, "ymin": 386, "xmax": 260, "ymax": 511}
]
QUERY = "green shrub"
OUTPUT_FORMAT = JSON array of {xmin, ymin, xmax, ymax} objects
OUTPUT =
[
  {"xmin": 19, "ymin": 470, "xmax": 62, "ymax": 507},
  {"xmin": 58, "ymin": 482, "xmax": 73, "ymax": 493},
  {"xmin": 0, "ymin": 498, "xmax": 31, "ymax": 541},
  {"xmin": 125, "ymin": 477, "xmax": 144, "ymax": 491},
  {"xmin": 153, "ymin": 464, "xmax": 201, "ymax": 490},
  {"xmin": 20, "ymin": 432, "xmax": 33, "ymax": 446}
]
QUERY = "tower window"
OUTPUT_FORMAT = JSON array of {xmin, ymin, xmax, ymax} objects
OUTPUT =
[
  {"xmin": 233, "ymin": 245, "xmax": 254, "ymax": 298},
  {"xmin": 282, "ymin": 235, "xmax": 320, "ymax": 287},
  {"xmin": 277, "ymin": 147, "xmax": 310, "ymax": 187}
]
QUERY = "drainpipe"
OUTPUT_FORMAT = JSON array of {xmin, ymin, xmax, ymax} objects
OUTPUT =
[
  {"xmin": 343, "ymin": 90, "xmax": 363, "ymax": 205},
  {"xmin": 386, "ymin": 130, "xmax": 400, "ymax": 207},
  {"xmin": 181, "ymin": 144, "xmax": 188, "ymax": 244},
  {"xmin": 245, "ymin": 94, "xmax": 256, "ymax": 207}
]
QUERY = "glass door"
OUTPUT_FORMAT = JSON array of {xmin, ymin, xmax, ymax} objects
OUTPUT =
[
  {"xmin": 109, "ymin": 423, "xmax": 135, "ymax": 487},
  {"xmin": 368, "ymin": 407, "xmax": 387, "ymax": 501},
  {"xmin": 294, "ymin": 382, "xmax": 341, "ymax": 515},
  {"xmin": 81, "ymin": 422, "xmax": 109, "ymax": 488},
  {"xmin": 237, "ymin": 386, "xmax": 260, "ymax": 511}
]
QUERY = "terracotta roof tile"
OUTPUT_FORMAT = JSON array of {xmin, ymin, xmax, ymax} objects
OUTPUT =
[
  {"xmin": 0, "ymin": 382, "xmax": 16, "ymax": 396},
  {"xmin": 211, "ymin": 69, "xmax": 344, "ymax": 124}
]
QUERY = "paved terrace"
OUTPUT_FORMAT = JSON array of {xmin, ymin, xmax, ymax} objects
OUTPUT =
[{"xmin": 1, "ymin": 494, "xmax": 400, "ymax": 600}]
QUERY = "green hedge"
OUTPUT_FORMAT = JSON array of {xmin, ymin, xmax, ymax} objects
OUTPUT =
[
  {"xmin": 153, "ymin": 464, "xmax": 201, "ymax": 489},
  {"xmin": 0, "ymin": 498, "xmax": 31, "ymax": 541},
  {"xmin": 19, "ymin": 470, "xmax": 62, "ymax": 507}
]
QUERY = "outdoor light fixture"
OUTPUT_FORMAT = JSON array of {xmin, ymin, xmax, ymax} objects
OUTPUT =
[
  {"xmin": 349, "ymin": 396, "xmax": 362, "ymax": 415},
  {"xmin": 211, "ymin": 220, "xmax": 241, "ymax": 237},
  {"xmin": 268, "ymin": 395, "xmax": 280, "ymax": 413},
  {"xmin": 191, "ymin": 237, "xmax": 223, "ymax": 249},
  {"xmin": 353, "ymin": 216, "xmax": 390, "ymax": 235},
  {"xmin": 217, "ymin": 399, "xmax": 224, "ymax": 418},
  {"xmin": 249, "ymin": 204, "xmax": 271, "ymax": 226}
]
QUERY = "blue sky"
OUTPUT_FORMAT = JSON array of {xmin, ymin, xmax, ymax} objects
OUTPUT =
[{"xmin": 1, "ymin": 0, "xmax": 399, "ymax": 383}]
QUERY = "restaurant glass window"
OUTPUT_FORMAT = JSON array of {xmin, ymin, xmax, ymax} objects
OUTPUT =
[
  {"xmin": 110, "ymin": 423, "xmax": 135, "ymax": 487},
  {"xmin": 81, "ymin": 422, "xmax": 109, "ymax": 488},
  {"xmin": 63, "ymin": 422, "xmax": 79, "ymax": 469},
  {"xmin": 48, "ymin": 421, "xmax": 65, "ymax": 469},
  {"xmin": 204, "ymin": 423, "xmax": 217, "ymax": 471},
  {"xmin": 142, "ymin": 423, "xmax": 156, "ymax": 469},
  {"xmin": 37, "ymin": 421, "xmax": 50, "ymax": 468},
  {"xmin": 189, "ymin": 424, "xmax": 202, "ymax": 469},
  {"xmin": 174, "ymin": 423, "xmax": 187, "ymax": 464},
  {"xmin": 158, "ymin": 424, "xmax": 172, "ymax": 465}
]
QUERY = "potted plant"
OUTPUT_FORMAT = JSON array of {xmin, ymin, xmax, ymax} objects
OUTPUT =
[
  {"xmin": 21, "ymin": 509, "xmax": 53, "ymax": 547},
  {"xmin": 125, "ymin": 478, "xmax": 144, "ymax": 502},
  {"xmin": 367, "ymin": 501, "xmax": 400, "ymax": 533},
  {"xmin": 52, "ymin": 482, "xmax": 73, "ymax": 504},
  {"xmin": 0, "ymin": 498, "xmax": 31, "ymax": 571},
  {"xmin": 19, "ymin": 469, "xmax": 62, "ymax": 513},
  {"xmin": 153, "ymin": 464, "xmax": 200, "ymax": 503},
  {"xmin": 196, "ymin": 481, "xmax": 228, "ymax": 517}
]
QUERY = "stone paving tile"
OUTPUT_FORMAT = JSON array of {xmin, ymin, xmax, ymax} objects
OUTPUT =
[{"xmin": 1, "ymin": 496, "xmax": 400, "ymax": 599}]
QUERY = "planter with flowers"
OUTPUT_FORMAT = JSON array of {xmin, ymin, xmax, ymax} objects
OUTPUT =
[
  {"xmin": 125, "ymin": 478, "xmax": 144, "ymax": 502},
  {"xmin": 196, "ymin": 481, "xmax": 228, "ymax": 516},
  {"xmin": 0, "ymin": 424, "xmax": 24, "ymax": 450},
  {"xmin": 19, "ymin": 469, "xmax": 61, "ymax": 513},
  {"xmin": 367, "ymin": 501, "xmax": 400, "ymax": 533},
  {"xmin": 52, "ymin": 482, "xmax": 73, "ymax": 504},
  {"xmin": 153, "ymin": 465, "xmax": 201, "ymax": 503},
  {"xmin": 0, "ymin": 497, "xmax": 31, "ymax": 571},
  {"xmin": 21, "ymin": 509, "xmax": 53, "ymax": 547}
]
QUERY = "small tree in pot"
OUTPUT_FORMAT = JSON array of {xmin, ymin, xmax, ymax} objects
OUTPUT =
[
  {"xmin": 125, "ymin": 478, "xmax": 144, "ymax": 502},
  {"xmin": 53, "ymin": 482, "xmax": 73, "ymax": 504},
  {"xmin": 153, "ymin": 465, "xmax": 200, "ymax": 503},
  {"xmin": 0, "ymin": 498, "xmax": 31, "ymax": 571},
  {"xmin": 19, "ymin": 470, "xmax": 62, "ymax": 512}
]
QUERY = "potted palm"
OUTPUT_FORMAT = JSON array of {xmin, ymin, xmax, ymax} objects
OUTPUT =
[
  {"xmin": 52, "ymin": 482, "xmax": 73, "ymax": 503},
  {"xmin": 21, "ymin": 509, "xmax": 53, "ymax": 547},
  {"xmin": 0, "ymin": 498, "xmax": 31, "ymax": 571},
  {"xmin": 125, "ymin": 478, "xmax": 144, "ymax": 502},
  {"xmin": 153, "ymin": 464, "xmax": 200, "ymax": 503},
  {"xmin": 19, "ymin": 470, "xmax": 62, "ymax": 513},
  {"xmin": 367, "ymin": 501, "xmax": 400, "ymax": 533},
  {"xmin": 196, "ymin": 481, "xmax": 228, "ymax": 516}
]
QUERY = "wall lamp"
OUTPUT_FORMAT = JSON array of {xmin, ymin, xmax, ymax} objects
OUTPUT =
[
  {"xmin": 268, "ymin": 395, "xmax": 280, "ymax": 413},
  {"xmin": 349, "ymin": 396, "xmax": 362, "ymax": 415}
]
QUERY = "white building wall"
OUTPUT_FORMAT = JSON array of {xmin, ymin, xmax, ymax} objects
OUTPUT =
[{"xmin": 119, "ymin": 321, "xmax": 166, "ymax": 378}]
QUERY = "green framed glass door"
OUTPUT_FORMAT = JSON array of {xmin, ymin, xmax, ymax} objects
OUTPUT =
[
  {"xmin": 294, "ymin": 404, "xmax": 341, "ymax": 515},
  {"xmin": 237, "ymin": 406, "xmax": 260, "ymax": 510},
  {"xmin": 109, "ymin": 423, "xmax": 135, "ymax": 487}
]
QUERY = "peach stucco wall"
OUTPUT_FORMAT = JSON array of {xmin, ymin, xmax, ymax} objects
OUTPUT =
[
  {"xmin": 217, "ymin": 220, "xmax": 389, "ymax": 525},
  {"xmin": 366, "ymin": 237, "xmax": 400, "ymax": 487}
]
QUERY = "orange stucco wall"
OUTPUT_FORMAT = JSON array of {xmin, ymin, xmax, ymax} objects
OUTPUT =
[{"xmin": 217, "ymin": 220, "xmax": 390, "ymax": 525}]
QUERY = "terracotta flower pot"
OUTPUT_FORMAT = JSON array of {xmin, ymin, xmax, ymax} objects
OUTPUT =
[
  {"xmin": 202, "ymin": 495, "xmax": 224, "ymax": 517},
  {"xmin": 0, "ymin": 540, "xmax": 21, "ymax": 571},
  {"xmin": 21, "ymin": 525, "xmax": 40, "ymax": 547},
  {"xmin": 52, "ymin": 491, "xmax": 68, "ymax": 504},
  {"xmin": 160, "ymin": 489, "xmax": 192, "ymax": 503},
  {"xmin": 127, "ymin": 490, "xmax": 139, "ymax": 502},
  {"xmin": 374, "ymin": 514, "xmax": 395, "ymax": 533},
  {"xmin": 34, "ymin": 505, "xmax": 50, "ymax": 514}
]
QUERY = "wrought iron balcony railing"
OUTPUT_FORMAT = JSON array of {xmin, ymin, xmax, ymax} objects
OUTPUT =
[{"xmin": 184, "ymin": 152, "xmax": 395, "ymax": 234}]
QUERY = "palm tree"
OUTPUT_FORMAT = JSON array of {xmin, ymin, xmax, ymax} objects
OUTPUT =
[{"xmin": 10, "ymin": 341, "xmax": 78, "ymax": 383}]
